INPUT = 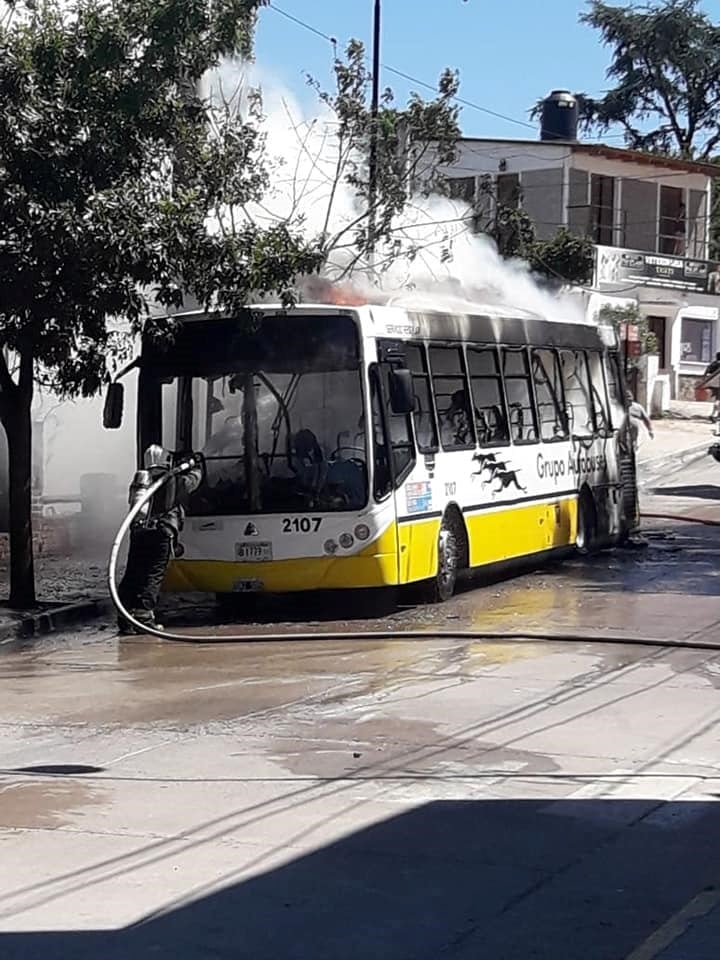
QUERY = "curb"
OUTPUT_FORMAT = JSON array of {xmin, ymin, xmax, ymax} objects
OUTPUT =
[
  {"xmin": 0, "ymin": 598, "xmax": 113, "ymax": 656},
  {"xmin": 637, "ymin": 442, "xmax": 711, "ymax": 488}
]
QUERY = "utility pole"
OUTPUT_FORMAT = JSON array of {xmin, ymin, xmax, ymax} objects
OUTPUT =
[{"xmin": 367, "ymin": 0, "xmax": 381, "ymax": 264}]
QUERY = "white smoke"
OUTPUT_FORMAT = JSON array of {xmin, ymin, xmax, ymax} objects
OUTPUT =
[{"xmin": 209, "ymin": 60, "xmax": 587, "ymax": 324}]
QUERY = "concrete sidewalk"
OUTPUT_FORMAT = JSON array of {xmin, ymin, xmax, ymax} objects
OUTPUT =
[{"xmin": 636, "ymin": 416, "xmax": 713, "ymax": 483}]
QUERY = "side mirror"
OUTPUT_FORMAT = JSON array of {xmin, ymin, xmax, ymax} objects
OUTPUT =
[
  {"xmin": 388, "ymin": 368, "xmax": 415, "ymax": 415},
  {"xmin": 103, "ymin": 382, "xmax": 124, "ymax": 429}
]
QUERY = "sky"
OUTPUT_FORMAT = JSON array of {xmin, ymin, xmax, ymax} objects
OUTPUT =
[{"xmin": 255, "ymin": 0, "xmax": 720, "ymax": 141}]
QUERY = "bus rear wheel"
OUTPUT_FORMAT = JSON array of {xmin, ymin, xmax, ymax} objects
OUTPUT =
[
  {"xmin": 576, "ymin": 489, "xmax": 599, "ymax": 555},
  {"xmin": 420, "ymin": 513, "xmax": 462, "ymax": 603}
]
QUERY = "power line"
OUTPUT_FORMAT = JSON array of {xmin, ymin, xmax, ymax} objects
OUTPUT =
[
  {"xmin": 380, "ymin": 63, "xmax": 536, "ymax": 131},
  {"xmin": 266, "ymin": 3, "xmax": 614, "ymax": 140},
  {"xmin": 267, "ymin": 2, "xmax": 337, "ymax": 47},
  {"xmin": 266, "ymin": 4, "xmax": 720, "ymax": 175}
]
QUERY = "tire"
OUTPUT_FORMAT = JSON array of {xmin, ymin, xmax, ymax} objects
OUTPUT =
[
  {"xmin": 420, "ymin": 513, "xmax": 462, "ymax": 603},
  {"xmin": 576, "ymin": 489, "xmax": 598, "ymax": 555}
]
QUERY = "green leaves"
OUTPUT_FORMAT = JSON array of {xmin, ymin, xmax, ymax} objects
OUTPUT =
[
  {"xmin": 576, "ymin": 0, "xmax": 720, "ymax": 160},
  {"xmin": 307, "ymin": 41, "xmax": 461, "ymax": 276},
  {"xmin": 0, "ymin": 0, "xmax": 318, "ymax": 401}
]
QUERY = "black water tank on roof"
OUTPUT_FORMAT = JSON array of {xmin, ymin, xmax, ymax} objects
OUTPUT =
[{"xmin": 540, "ymin": 90, "xmax": 578, "ymax": 141}]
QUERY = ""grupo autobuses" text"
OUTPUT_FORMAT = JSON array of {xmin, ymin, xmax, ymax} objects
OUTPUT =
[{"xmin": 536, "ymin": 451, "xmax": 607, "ymax": 481}]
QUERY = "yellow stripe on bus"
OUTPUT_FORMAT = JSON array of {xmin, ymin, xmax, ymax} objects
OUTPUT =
[
  {"xmin": 466, "ymin": 496, "xmax": 577, "ymax": 567},
  {"xmin": 164, "ymin": 497, "xmax": 578, "ymax": 593},
  {"xmin": 164, "ymin": 523, "xmax": 400, "ymax": 593}
]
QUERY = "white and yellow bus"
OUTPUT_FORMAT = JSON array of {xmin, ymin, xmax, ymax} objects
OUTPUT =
[{"xmin": 113, "ymin": 299, "xmax": 637, "ymax": 602}]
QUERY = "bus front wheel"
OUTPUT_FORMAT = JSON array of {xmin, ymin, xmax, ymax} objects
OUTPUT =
[{"xmin": 420, "ymin": 513, "xmax": 463, "ymax": 603}]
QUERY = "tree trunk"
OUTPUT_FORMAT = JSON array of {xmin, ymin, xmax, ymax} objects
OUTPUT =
[{"xmin": 1, "ymin": 348, "xmax": 36, "ymax": 608}]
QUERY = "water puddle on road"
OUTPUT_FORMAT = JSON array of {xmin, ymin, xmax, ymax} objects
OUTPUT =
[{"xmin": 0, "ymin": 777, "xmax": 106, "ymax": 830}]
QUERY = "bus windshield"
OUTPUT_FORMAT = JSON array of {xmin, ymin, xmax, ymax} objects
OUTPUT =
[{"xmin": 147, "ymin": 314, "xmax": 368, "ymax": 515}]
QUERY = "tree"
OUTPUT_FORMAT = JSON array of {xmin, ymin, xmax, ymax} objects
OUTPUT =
[
  {"xmin": 0, "ymin": 0, "xmax": 320, "ymax": 607},
  {"xmin": 576, "ymin": 0, "xmax": 720, "ymax": 160},
  {"xmin": 597, "ymin": 303, "xmax": 659, "ymax": 374},
  {"xmin": 473, "ymin": 179, "xmax": 594, "ymax": 285}
]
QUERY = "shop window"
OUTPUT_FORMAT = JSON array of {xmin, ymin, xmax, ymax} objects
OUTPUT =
[{"xmin": 681, "ymin": 318, "xmax": 713, "ymax": 364}]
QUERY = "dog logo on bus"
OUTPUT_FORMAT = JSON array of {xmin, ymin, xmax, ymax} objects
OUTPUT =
[{"xmin": 472, "ymin": 452, "xmax": 527, "ymax": 496}]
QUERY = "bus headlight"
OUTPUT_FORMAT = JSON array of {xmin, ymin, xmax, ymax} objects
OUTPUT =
[
  {"xmin": 339, "ymin": 532, "xmax": 354, "ymax": 549},
  {"xmin": 354, "ymin": 524, "xmax": 370, "ymax": 541},
  {"xmin": 323, "ymin": 538, "xmax": 339, "ymax": 555}
]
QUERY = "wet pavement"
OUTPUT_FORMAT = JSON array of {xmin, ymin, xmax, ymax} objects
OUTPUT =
[{"xmin": 1, "ymin": 455, "xmax": 720, "ymax": 958}]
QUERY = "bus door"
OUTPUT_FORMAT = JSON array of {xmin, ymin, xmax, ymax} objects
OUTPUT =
[
  {"xmin": 368, "ymin": 355, "xmax": 418, "ymax": 584},
  {"xmin": 374, "ymin": 341, "xmax": 441, "ymax": 584}
]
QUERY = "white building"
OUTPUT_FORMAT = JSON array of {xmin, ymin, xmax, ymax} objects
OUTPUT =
[{"xmin": 444, "ymin": 125, "xmax": 720, "ymax": 404}]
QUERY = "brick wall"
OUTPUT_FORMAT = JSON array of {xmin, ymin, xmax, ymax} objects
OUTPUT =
[
  {"xmin": 0, "ymin": 517, "xmax": 72, "ymax": 562},
  {"xmin": 678, "ymin": 374, "xmax": 702, "ymax": 401}
]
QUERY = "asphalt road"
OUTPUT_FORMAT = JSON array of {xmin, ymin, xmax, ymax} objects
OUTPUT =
[{"xmin": 1, "ymin": 454, "xmax": 720, "ymax": 959}]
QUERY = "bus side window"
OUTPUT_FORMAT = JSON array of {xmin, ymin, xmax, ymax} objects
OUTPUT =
[
  {"xmin": 405, "ymin": 343, "xmax": 438, "ymax": 452},
  {"xmin": 603, "ymin": 353, "xmax": 626, "ymax": 430},
  {"xmin": 502, "ymin": 349, "xmax": 538, "ymax": 443},
  {"xmin": 560, "ymin": 350, "xmax": 595, "ymax": 437},
  {"xmin": 531, "ymin": 349, "xmax": 568, "ymax": 442},
  {"xmin": 587, "ymin": 351, "xmax": 611, "ymax": 433},
  {"xmin": 429, "ymin": 345, "xmax": 475, "ymax": 450},
  {"xmin": 467, "ymin": 347, "xmax": 509, "ymax": 446},
  {"xmin": 379, "ymin": 365, "xmax": 416, "ymax": 485}
]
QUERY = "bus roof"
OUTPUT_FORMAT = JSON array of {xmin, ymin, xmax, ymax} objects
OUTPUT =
[
  {"xmin": 158, "ymin": 302, "xmax": 614, "ymax": 352},
  {"xmin": 164, "ymin": 300, "xmax": 594, "ymax": 327}
]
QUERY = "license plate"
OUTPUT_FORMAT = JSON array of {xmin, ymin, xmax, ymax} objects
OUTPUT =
[
  {"xmin": 235, "ymin": 540, "xmax": 273, "ymax": 562},
  {"xmin": 232, "ymin": 579, "xmax": 264, "ymax": 593}
]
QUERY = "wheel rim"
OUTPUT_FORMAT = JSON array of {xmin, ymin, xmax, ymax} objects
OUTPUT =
[
  {"xmin": 438, "ymin": 527, "xmax": 458, "ymax": 591},
  {"xmin": 577, "ymin": 509, "xmax": 586, "ymax": 550},
  {"xmin": 577, "ymin": 497, "xmax": 593, "ymax": 551}
]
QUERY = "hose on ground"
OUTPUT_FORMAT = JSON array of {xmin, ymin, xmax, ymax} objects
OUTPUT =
[
  {"xmin": 108, "ymin": 475, "xmax": 720, "ymax": 651},
  {"xmin": 641, "ymin": 512, "xmax": 720, "ymax": 527}
]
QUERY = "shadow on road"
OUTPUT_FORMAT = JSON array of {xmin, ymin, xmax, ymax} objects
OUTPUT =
[
  {"xmin": 2, "ymin": 798, "xmax": 718, "ymax": 959},
  {"xmin": 651, "ymin": 483, "xmax": 720, "ymax": 501}
]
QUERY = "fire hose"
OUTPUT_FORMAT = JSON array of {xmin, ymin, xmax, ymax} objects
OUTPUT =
[{"xmin": 108, "ymin": 464, "xmax": 720, "ymax": 651}]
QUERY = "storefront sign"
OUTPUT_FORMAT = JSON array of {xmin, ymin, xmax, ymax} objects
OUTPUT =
[{"xmin": 595, "ymin": 245, "xmax": 720, "ymax": 295}]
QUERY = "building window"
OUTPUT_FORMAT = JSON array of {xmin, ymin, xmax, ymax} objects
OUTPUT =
[
  {"xmin": 659, "ymin": 186, "xmax": 685, "ymax": 255},
  {"xmin": 681, "ymin": 319, "xmax": 713, "ymax": 364},
  {"xmin": 497, "ymin": 173, "xmax": 520, "ymax": 209},
  {"xmin": 591, "ymin": 174, "xmax": 615, "ymax": 246},
  {"xmin": 446, "ymin": 177, "xmax": 476, "ymax": 204},
  {"xmin": 647, "ymin": 317, "xmax": 667, "ymax": 369}
]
